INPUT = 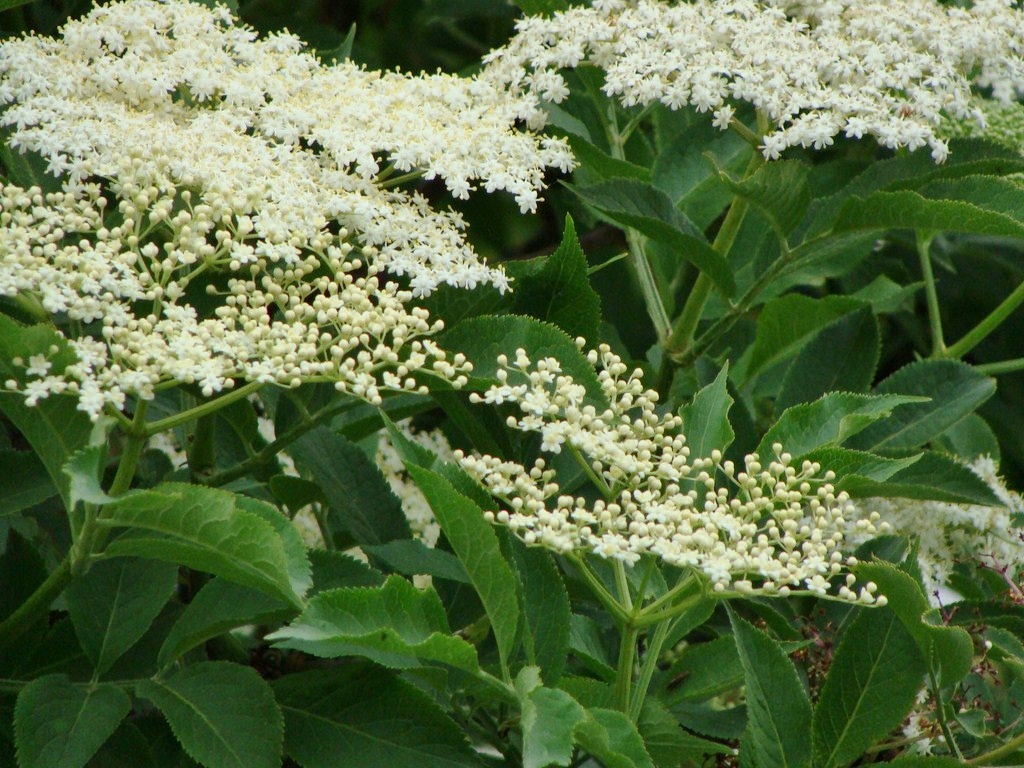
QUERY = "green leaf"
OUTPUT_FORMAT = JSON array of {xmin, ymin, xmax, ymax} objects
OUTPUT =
[
  {"xmin": 569, "ymin": 614, "xmax": 616, "ymax": 680},
  {"xmin": 99, "ymin": 483, "xmax": 304, "ymax": 609},
  {"xmin": 850, "ymin": 275, "xmax": 921, "ymax": 314},
  {"xmin": 849, "ymin": 360, "xmax": 996, "ymax": 452},
  {"xmin": 664, "ymin": 636, "xmax": 744, "ymax": 702},
  {"xmin": 508, "ymin": 539, "xmax": 571, "ymax": 684},
  {"xmin": 679, "ymin": 363, "xmax": 735, "ymax": 458},
  {"xmin": 831, "ymin": 190, "xmax": 1024, "ymax": 239},
  {"xmin": 757, "ymin": 393, "xmax": 926, "ymax": 458},
  {"xmin": 516, "ymin": 667, "xmax": 586, "ymax": 768},
  {"xmin": 64, "ymin": 557, "xmax": 178, "ymax": 677},
  {"xmin": 287, "ymin": 427, "xmax": 411, "ymax": 547},
  {"xmin": 0, "ymin": 316, "xmax": 98, "ymax": 511},
  {"xmin": 932, "ymin": 413, "xmax": 1001, "ymax": 464},
  {"xmin": 728, "ymin": 608, "xmax": 812, "ymax": 768},
  {"xmin": 0, "ymin": 130, "xmax": 62, "ymax": 191},
  {"xmin": 309, "ymin": 548, "xmax": 385, "ymax": 591},
  {"xmin": 919, "ymin": 175, "xmax": 1024, "ymax": 222},
  {"xmin": 137, "ymin": 662, "xmax": 282, "ymax": 768},
  {"xmin": 567, "ymin": 136, "xmax": 651, "ymax": 182},
  {"xmin": 882, "ymin": 758, "xmax": 964, "ymax": 768},
  {"xmin": 158, "ymin": 580, "xmax": 293, "ymax": 668},
  {"xmin": 509, "ymin": 215, "xmax": 602, "ymax": 343},
  {"xmin": 15, "ymin": 674, "xmax": 130, "ymax": 768},
  {"xmin": 575, "ymin": 708, "xmax": 654, "ymax": 768},
  {"xmin": 405, "ymin": 465, "xmax": 521, "ymax": 675},
  {"xmin": 232, "ymin": 495, "xmax": 312, "ymax": 600},
  {"xmin": 63, "ymin": 445, "xmax": 113, "ymax": 508},
  {"xmin": 776, "ymin": 307, "xmax": 880, "ymax": 411},
  {"xmin": 515, "ymin": 669, "xmax": 653, "ymax": 768},
  {"xmin": 0, "ymin": 530, "xmax": 47, "ymax": 627},
  {"xmin": 812, "ymin": 607, "xmax": 926, "ymax": 768},
  {"xmin": 718, "ymin": 159, "xmax": 811, "ymax": 240},
  {"xmin": 839, "ymin": 451, "xmax": 1002, "ymax": 505},
  {"xmin": 800, "ymin": 448, "xmax": 920, "ymax": 485},
  {"xmin": 441, "ymin": 314, "xmax": 606, "ymax": 404},
  {"xmin": 266, "ymin": 575, "xmax": 480, "ymax": 672},
  {"xmin": 572, "ymin": 179, "xmax": 736, "ymax": 296},
  {"xmin": 363, "ymin": 539, "xmax": 469, "ymax": 583},
  {"xmin": 746, "ymin": 295, "xmax": 864, "ymax": 380},
  {"xmin": 856, "ymin": 562, "xmax": 974, "ymax": 686},
  {"xmin": 638, "ymin": 699, "xmax": 733, "ymax": 767},
  {"xmin": 652, "ymin": 114, "xmax": 753, "ymax": 228},
  {"xmin": 274, "ymin": 666, "xmax": 483, "ymax": 768},
  {"xmin": 0, "ymin": 450, "xmax": 56, "ymax": 516}
]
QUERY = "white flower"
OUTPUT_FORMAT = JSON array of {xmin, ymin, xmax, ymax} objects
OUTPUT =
[
  {"xmin": 482, "ymin": 0, "xmax": 1024, "ymax": 161},
  {"xmin": 458, "ymin": 343, "xmax": 880, "ymax": 601},
  {"xmin": 0, "ymin": 0, "xmax": 576, "ymax": 418},
  {"xmin": 850, "ymin": 456, "xmax": 1024, "ymax": 605}
]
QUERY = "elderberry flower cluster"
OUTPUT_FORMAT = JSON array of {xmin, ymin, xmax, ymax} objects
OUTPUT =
[
  {"xmin": 377, "ymin": 421, "xmax": 455, "ymax": 548},
  {"xmin": 850, "ymin": 456, "xmax": 1024, "ymax": 604},
  {"xmin": 0, "ymin": 0, "xmax": 574, "ymax": 418},
  {"xmin": 457, "ymin": 343, "xmax": 885, "ymax": 602},
  {"xmin": 482, "ymin": 0, "xmax": 1024, "ymax": 162}
]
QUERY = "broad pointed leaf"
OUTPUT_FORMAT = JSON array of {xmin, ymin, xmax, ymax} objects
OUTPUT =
[
  {"xmin": 573, "ymin": 179, "xmax": 735, "ymax": 296},
  {"xmin": 680, "ymin": 363, "xmax": 735, "ymax": 458},
  {"xmin": 849, "ymin": 360, "xmax": 995, "ymax": 453},
  {"xmin": 15, "ymin": 674, "xmax": 130, "ymax": 768},
  {"xmin": 406, "ymin": 465, "xmax": 522, "ymax": 675},
  {"xmin": 757, "ymin": 393, "xmax": 925, "ymax": 458},
  {"xmin": 64, "ymin": 557, "xmax": 178, "ymax": 677},
  {"xmin": 266, "ymin": 575, "xmax": 479, "ymax": 671},
  {"xmin": 159, "ymin": 579, "xmax": 293, "ymax": 668},
  {"xmin": 99, "ymin": 483, "xmax": 303, "ymax": 608},
  {"xmin": 812, "ymin": 607, "xmax": 926, "ymax": 768},
  {"xmin": 274, "ymin": 666, "xmax": 483, "ymax": 768},
  {"xmin": 136, "ymin": 662, "xmax": 282, "ymax": 768},
  {"xmin": 728, "ymin": 609, "xmax": 812, "ymax": 768}
]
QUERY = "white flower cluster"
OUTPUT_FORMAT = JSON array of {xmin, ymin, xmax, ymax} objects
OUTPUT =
[
  {"xmin": 0, "ymin": 0, "xmax": 573, "ymax": 418},
  {"xmin": 1, "ymin": 184, "xmax": 470, "ymax": 417},
  {"xmin": 457, "ymin": 343, "xmax": 884, "ymax": 602},
  {"xmin": 482, "ymin": 0, "xmax": 1024, "ymax": 162},
  {"xmin": 851, "ymin": 456, "xmax": 1024, "ymax": 605},
  {"xmin": 377, "ymin": 421, "xmax": 455, "ymax": 547}
]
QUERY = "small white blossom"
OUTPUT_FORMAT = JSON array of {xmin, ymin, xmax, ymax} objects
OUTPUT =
[
  {"xmin": 482, "ymin": 0, "xmax": 1024, "ymax": 161},
  {"xmin": 0, "ymin": 0, "xmax": 574, "ymax": 419},
  {"xmin": 850, "ymin": 456, "xmax": 1024, "ymax": 605},
  {"xmin": 460, "ymin": 343, "xmax": 878, "ymax": 601}
]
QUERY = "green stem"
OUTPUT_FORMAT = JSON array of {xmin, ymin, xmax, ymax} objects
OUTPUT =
[
  {"xmin": 614, "ymin": 560, "xmax": 633, "ymax": 612},
  {"xmin": 929, "ymin": 668, "xmax": 965, "ymax": 762},
  {"xmin": 976, "ymin": 357, "xmax": 1024, "ymax": 376},
  {"xmin": 142, "ymin": 380, "xmax": 264, "ymax": 436},
  {"xmin": 946, "ymin": 279, "xmax": 1024, "ymax": 359},
  {"xmin": 568, "ymin": 444, "xmax": 614, "ymax": 500},
  {"xmin": 628, "ymin": 617, "xmax": 673, "ymax": 722},
  {"xmin": 917, "ymin": 232, "xmax": 946, "ymax": 358},
  {"xmin": 0, "ymin": 400, "xmax": 152, "ymax": 652},
  {"xmin": 665, "ymin": 151, "xmax": 764, "ymax": 362},
  {"xmin": 600, "ymin": 101, "xmax": 673, "ymax": 338},
  {"xmin": 614, "ymin": 623, "xmax": 639, "ymax": 715},
  {"xmin": 0, "ymin": 557, "xmax": 72, "ymax": 657},
  {"xmin": 70, "ymin": 403, "xmax": 150, "ymax": 575},
  {"xmin": 569, "ymin": 556, "xmax": 630, "ymax": 625},
  {"xmin": 966, "ymin": 727, "xmax": 1024, "ymax": 765},
  {"xmin": 203, "ymin": 398, "xmax": 356, "ymax": 487}
]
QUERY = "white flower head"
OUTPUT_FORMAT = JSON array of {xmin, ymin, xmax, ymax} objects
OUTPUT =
[
  {"xmin": 483, "ymin": 0, "xmax": 1024, "ymax": 161},
  {"xmin": 461, "ymin": 343, "xmax": 881, "ymax": 602},
  {"xmin": 0, "ymin": 0, "xmax": 574, "ymax": 418}
]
